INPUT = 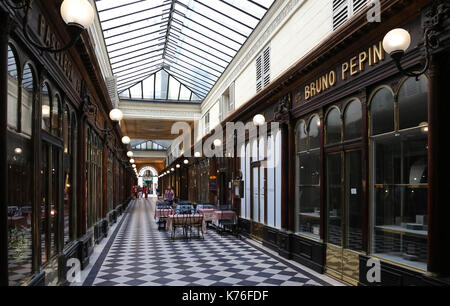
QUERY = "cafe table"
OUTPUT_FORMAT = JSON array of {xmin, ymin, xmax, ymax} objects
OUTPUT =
[
  {"xmin": 212, "ymin": 210, "xmax": 237, "ymax": 227},
  {"xmin": 166, "ymin": 214, "xmax": 207, "ymax": 236},
  {"xmin": 197, "ymin": 209, "xmax": 216, "ymax": 223}
]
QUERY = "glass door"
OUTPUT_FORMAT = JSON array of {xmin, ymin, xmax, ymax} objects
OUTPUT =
[{"xmin": 325, "ymin": 149, "xmax": 362, "ymax": 284}]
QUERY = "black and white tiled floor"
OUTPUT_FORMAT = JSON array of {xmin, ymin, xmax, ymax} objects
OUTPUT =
[{"xmin": 78, "ymin": 199, "xmax": 344, "ymax": 286}]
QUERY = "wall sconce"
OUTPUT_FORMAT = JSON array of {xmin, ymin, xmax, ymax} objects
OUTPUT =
[
  {"xmin": 6, "ymin": 0, "xmax": 95, "ymax": 53},
  {"xmin": 253, "ymin": 114, "xmax": 265, "ymax": 126},
  {"xmin": 382, "ymin": 0, "xmax": 449, "ymax": 78}
]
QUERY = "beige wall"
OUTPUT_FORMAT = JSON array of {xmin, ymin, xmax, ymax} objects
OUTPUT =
[{"xmin": 196, "ymin": 0, "xmax": 334, "ymax": 143}]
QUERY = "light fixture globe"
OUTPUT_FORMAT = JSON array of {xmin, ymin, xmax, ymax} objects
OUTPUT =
[
  {"xmin": 194, "ymin": 151, "xmax": 201, "ymax": 158},
  {"xmin": 132, "ymin": 164, "xmax": 136, "ymax": 168},
  {"xmin": 60, "ymin": 0, "xmax": 95, "ymax": 29},
  {"xmin": 129, "ymin": 159, "xmax": 135, "ymax": 164},
  {"xmin": 176, "ymin": 164, "xmax": 181, "ymax": 168},
  {"xmin": 253, "ymin": 114, "xmax": 265, "ymax": 126},
  {"xmin": 184, "ymin": 159, "xmax": 189, "ymax": 164},
  {"xmin": 122, "ymin": 136, "xmax": 131, "ymax": 145},
  {"xmin": 383, "ymin": 28, "xmax": 411, "ymax": 55},
  {"xmin": 171, "ymin": 168, "xmax": 175, "ymax": 172},
  {"xmin": 109, "ymin": 108, "xmax": 123, "ymax": 122},
  {"xmin": 42, "ymin": 105, "xmax": 50, "ymax": 118},
  {"xmin": 213, "ymin": 139, "xmax": 222, "ymax": 147},
  {"xmin": 127, "ymin": 151, "xmax": 134, "ymax": 158}
]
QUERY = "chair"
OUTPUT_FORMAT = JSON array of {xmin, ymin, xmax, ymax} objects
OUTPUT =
[
  {"xmin": 171, "ymin": 213, "xmax": 189, "ymax": 240},
  {"xmin": 218, "ymin": 210, "xmax": 238, "ymax": 237},
  {"xmin": 189, "ymin": 214, "xmax": 204, "ymax": 240}
]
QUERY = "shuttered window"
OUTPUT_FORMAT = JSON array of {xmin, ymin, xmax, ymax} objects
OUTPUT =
[
  {"xmin": 256, "ymin": 45, "xmax": 271, "ymax": 93},
  {"xmin": 219, "ymin": 81, "xmax": 236, "ymax": 122},
  {"xmin": 333, "ymin": 0, "xmax": 369, "ymax": 30}
]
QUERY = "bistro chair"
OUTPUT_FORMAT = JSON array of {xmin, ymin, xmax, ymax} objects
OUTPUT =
[{"xmin": 189, "ymin": 214, "xmax": 204, "ymax": 240}]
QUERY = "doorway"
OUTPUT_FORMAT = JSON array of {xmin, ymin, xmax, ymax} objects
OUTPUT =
[{"xmin": 325, "ymin": 149, "xmax": 362, "ymax": 285}]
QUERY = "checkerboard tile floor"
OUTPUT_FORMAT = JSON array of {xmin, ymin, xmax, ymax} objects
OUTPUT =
[{"xmin": 82, "ymin": 199, "xmax": 341, "ymax": 286}]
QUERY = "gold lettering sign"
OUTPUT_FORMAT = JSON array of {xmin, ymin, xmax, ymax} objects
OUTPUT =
[
  {"xmin": 38, "ymin": 14, "xmax": 76, "ymax": 85},
  {"xmin": 303, "ymin": 41, "xmax": 385, "ymax": 101}
]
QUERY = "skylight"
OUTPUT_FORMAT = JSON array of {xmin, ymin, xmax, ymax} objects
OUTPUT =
[{"xmin": 95, "ymin": 0, "xmax": 275, "ymax": 101}]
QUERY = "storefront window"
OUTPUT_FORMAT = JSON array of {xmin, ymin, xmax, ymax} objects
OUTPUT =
[
  {"xmin": 326, "ymin": 108, "xmax": 341, "ymax": 144},
  {"xmin": 21, "ymin": 65, "xmax": 33, "ymax": 136},
  {"xmin": 63, "ymin": 106, "xmax": 77, "ymax": 246},
  {"xmin": 296, "ymin": 116, "xmax": 321, "ymax": 238},
  {"xmin": 344, "ymin": 100, "xmax": 362, "ymax": 140},
  {"xmin": 7, "ymin": 45, "xmax": 18, "ymax": 130},
  {"xmin": 52, "ymin": 95, "xmax": 61, "ymax": 137},
  {"xmin": 370, "ymin": 77, "xmax": 429, "ymax": 270},
  {"xmin": 370, "ymin": 87, "xmax": 394, "ymax": 135},
  {"xmin": 41, "ymin": 83, "xmax": 51, "ymax": 132},
  {"xmin": 7, "ymin": 51, "xmax": 34, "ymax": 286}
]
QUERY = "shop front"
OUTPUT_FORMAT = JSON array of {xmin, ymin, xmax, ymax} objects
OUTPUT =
[{"xmin": 0, "ymin": 1, "xmax": 134, "ymax": 286}]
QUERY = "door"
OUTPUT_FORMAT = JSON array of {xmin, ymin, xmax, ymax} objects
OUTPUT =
[{"xmin": 325, "ymin": 149, "xmax": 362, "ymax": 284}]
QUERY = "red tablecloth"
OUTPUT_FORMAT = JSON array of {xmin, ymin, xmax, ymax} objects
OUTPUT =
[
  {"xmin": 212, "ymin": 210, "xmax": 237, "ymax": 226},
  {"xmin": 166, "ymin": 214, "xmax": 206, "ymax": 235},
  {"xmin": 154, "ymin": 209, "xmax": 174, "ymax": 219},
  {"xmin": 197, "ymin": 209, "xmax": 216, "ymax": 222}
]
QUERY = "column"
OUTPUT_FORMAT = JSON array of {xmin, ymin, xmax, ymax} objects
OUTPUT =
[
  {"xmin": 0, "ymin": 11, "xmax": 9, "ymax": 286},
  {"xmin": 427, "ymin": 54, "xmax": 450, "ymax": 276}
]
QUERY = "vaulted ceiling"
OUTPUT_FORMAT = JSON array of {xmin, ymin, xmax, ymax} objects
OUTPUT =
[{"xmin": 94, "ymin": 0, "xmax": 275, "ymax": 100}]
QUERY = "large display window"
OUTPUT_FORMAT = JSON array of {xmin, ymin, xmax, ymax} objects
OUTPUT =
[
  {"xmin": 7, "ymin": 46, "xmax": 34, "ymax": 285},
  {"xmin": 370, "ymin": 76, "xmax": 429, "ymax": 270},
  {"xmin": 295, "ymin": 115, "xmax": 321, "ymax": 238}
]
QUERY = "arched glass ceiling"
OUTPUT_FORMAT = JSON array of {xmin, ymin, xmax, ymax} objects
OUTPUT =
[
  {"xmin": 95, "ymin": 0, "xmax": 275, "ymax": 100},
  {"xmin": 119, "ymin": 69, "xmax": 202, "ymax": 102}
]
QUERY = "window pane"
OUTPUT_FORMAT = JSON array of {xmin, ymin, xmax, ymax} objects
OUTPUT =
[
  {"xmin": 296, "ymin": 150, "xmax": 320, "ymax": 238},
  {"xmin": 327, "ymin": 153, "xmax": 342, "ymax": 246},
  {"xmin": 143, "ymin": 74, "xmax": 155, "ymax": 99},
  {"xmin": 7, "ymin": 117, "xmax": 33, "ymax": 285},
  {"xmin": 344, "ymin": 100, "xmax": 362, "ymax": 140},
  {"xmin": 168, "ymin": 76, "xmax": 181, "ymax": 100},
  {"xmin": 297, "ymin": 121, "xmax": 307, "ymax": 152},
  {"xmin": 52, "ymin": 96, "xmax": 60, "ymax": 137},
  {"xmin": 309, "ymin": 115, "xmax": 321, "ymax": 149},
  {"xmin": 129, "ymin": 82, "xmax": 142, "ymax": 99},
  {"xmin": 326, "ymin": 108, "xmax": 341, "ymax": 144},
  {"xmin": 398, "ymin": 76, "xmax": 428, "ymax": 130},
  {"xmin": 370, "ymin": 88, "xmax": 394, "ymax": 135},
  {"xmin": 179, "ymin": 85, "xmax": 191, "ymax": 101},
  {"xmin": 21, "ymin": 65, "xmax": 34, "ymax": 136},
  {"xmin": 41, "ymin": 84, "xmax": 51, "ymax": 132},
  {"xmin": 7, "ymin": 45, "xmax": 19, "ymax": 130},
  {"xmin": 371, "ymin": 129, "xmax": 428, "ymax": 270}
]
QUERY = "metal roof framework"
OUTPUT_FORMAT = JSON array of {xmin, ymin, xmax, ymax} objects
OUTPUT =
[{"xmin": 95, "ymin": 0, "xmax": 275, "ymax": 101}]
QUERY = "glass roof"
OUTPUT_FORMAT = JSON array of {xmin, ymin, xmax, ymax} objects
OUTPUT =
[{"xmin": 95, "ymin": 0, "xmax": 275, "ymax": 100}]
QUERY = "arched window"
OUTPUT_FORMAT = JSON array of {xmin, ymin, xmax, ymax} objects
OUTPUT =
[
  {"xmin": 326, "ymin": 108, "xmax": 341, "ymax": 144},
  {"xmin": 398, "ymin": 75, "xmax": 428, "ymax": 130},
  {"xmin": 41, "ymin": 83, "xmax": 51, "ymax": 132},
  {"xmin": 370, "ymin": 87, "xmax": 394, "ymax": 135},
  {"xmin": 7, "ymin": 50, "xmax": 35, "ymax": 286},
  {"xmin": 52, "ymin": 94, "xmax": 62, "ymax": 137},
  {"xmin": 7, "ymin": 45, "xmax": 19, "ymax": 130},
  {"xmin": 370, "ymin": 79, "xmax": 429, "ymax": 270},
  {"xmin": 21, "ymin": 64, "xmax": 34, "ymax": 136},
  {"xmin": 309, "ymin": 115, "xmax": 321, "ymax": 149},
  {"xmin": 295, "ymin": 115, "xmax": 321, "ymax": 238},
  {"xmin": 297, "ymin": 121, "xmax": 307, "ymax": 151},
  {"xmin": 344, "ymin": 99, "xmax": 362, "ymax": 140}
]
